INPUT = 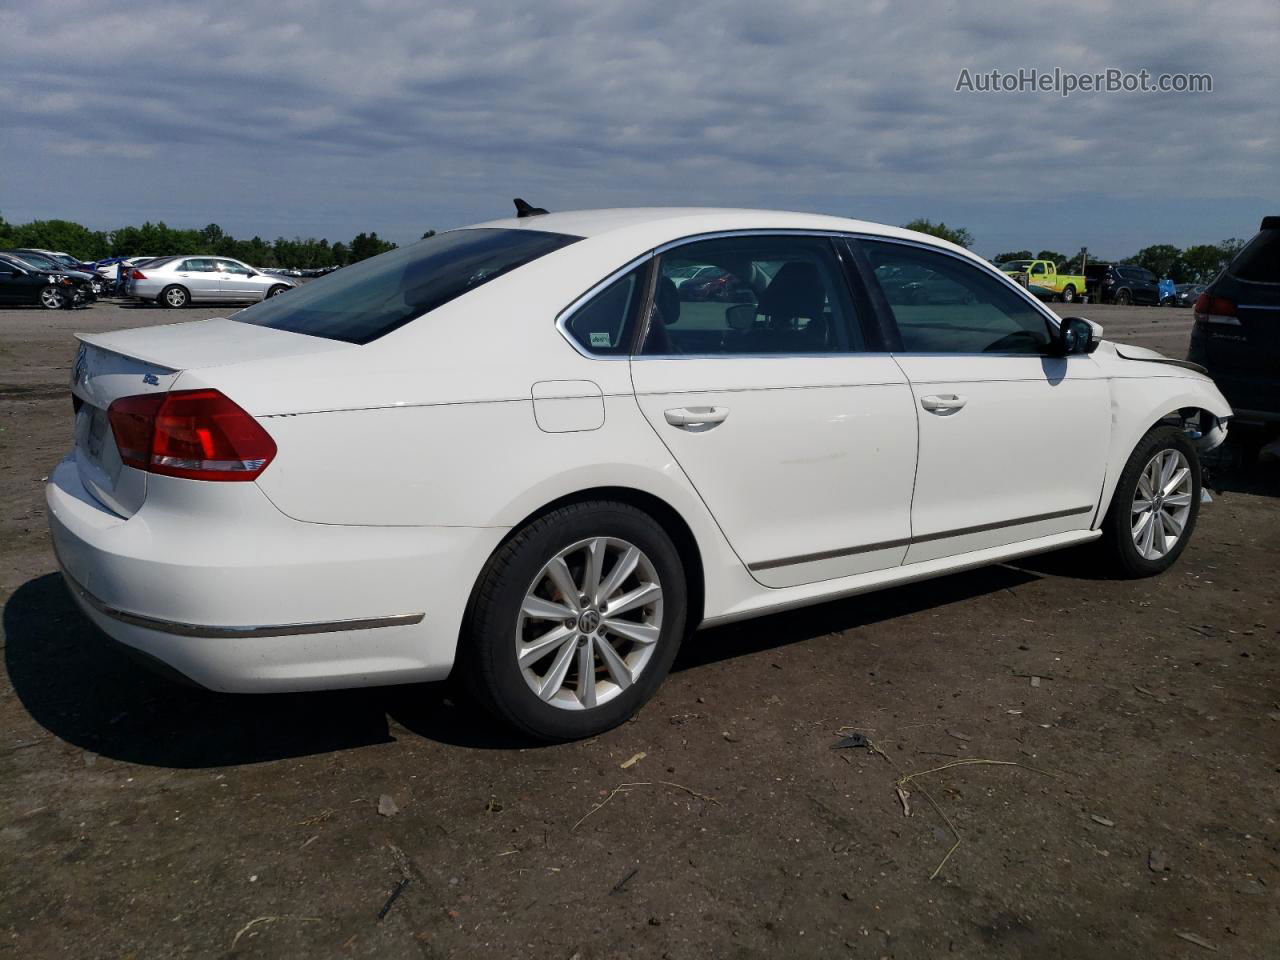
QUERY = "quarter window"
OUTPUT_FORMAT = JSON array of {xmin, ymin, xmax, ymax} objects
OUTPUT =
[
  {"xmin": 640, "ymin": 236, "xmax": 860, "ymax": 355},
  {"xmin": 561, "ymin": 266, "xmax": 647, "ymax": 356},
  {"xmin": 862, "ymin": 241, "xmax": 1052, "ymax": 354}
]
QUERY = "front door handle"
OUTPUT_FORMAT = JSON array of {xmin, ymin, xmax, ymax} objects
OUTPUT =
[
  {"xmin": 664, "ymin": 406, "xmax": 730, "ymax": 428},
  {"xmin": 920, "ymin": 394, "xmax": 967, "ymax": 414}
]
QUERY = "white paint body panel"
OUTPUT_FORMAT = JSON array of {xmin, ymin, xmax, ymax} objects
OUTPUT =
[{"xmin": 46, "ymin": 208, "xmax": 1233, "ymax": 693}]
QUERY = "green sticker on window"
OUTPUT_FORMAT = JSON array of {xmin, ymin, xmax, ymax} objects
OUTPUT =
[{"xmin": 589, "ymin": 332, "xmax": 611, "ymax": 347}]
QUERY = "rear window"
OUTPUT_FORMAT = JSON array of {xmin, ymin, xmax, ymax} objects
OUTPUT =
[
  {"xmin": 1230, "ymin": 230, "xmax": 1280, "ymax": 284},
  {"xmin": 232, "ymin": 228, "xmax": 581, "ymax": 344}
]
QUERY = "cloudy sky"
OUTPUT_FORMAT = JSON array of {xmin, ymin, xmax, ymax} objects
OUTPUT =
[{"xmin": 1, "ymin": 0, "xmax": 1276, "ymax": 258}]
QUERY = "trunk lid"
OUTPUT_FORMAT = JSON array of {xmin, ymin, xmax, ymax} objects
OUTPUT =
[{"xmin": 70, "ymin": 317, "xmax": 349, "ymax": 517}]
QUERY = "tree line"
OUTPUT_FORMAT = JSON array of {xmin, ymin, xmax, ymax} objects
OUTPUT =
[
  {"xmin": 0, "ymin": 214, "xmax": 401, "ymax": 269},
  {"xmin": 902, "ymin": 218, "xmax": 1245, "ymax": 284}
]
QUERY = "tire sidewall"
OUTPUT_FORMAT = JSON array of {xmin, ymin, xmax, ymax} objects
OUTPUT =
[
  {"xmin": 1105, "ymin": 426, "xmax": 1201, "ymax": 576},
  {"xmin": 469, "ymin": 503, "xmax": 687, "ymax": 741}
]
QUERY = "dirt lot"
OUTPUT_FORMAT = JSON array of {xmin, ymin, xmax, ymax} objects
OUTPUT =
[{"xmin": 2, "ymin": 301, "xmax": 1277, "ymax": 958}]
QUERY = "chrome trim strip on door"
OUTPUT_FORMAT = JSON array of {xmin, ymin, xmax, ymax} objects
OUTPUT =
[
  {"xmin": 747, "ymin": 504, "xmax": 1094, "ymax": 572},
  {"xmin": 59, "ymin": 566, "xmax": 425, "ymax": 639}
]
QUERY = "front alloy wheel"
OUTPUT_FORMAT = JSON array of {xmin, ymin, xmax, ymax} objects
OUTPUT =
[
  {"xmin": 1101, "ymin": 425, "xmax": 1200, "ymax": 576},
  {"xmin": 1131, "ymin": 449, "xmax": 1194, "ymax": 560},
  {"xmin": 39, "ymin": 286, "xmax": 65, "ymax": 309},
  {"xmin": 462, "ymin": 501, "xmax": 687, "ymax": 741}
]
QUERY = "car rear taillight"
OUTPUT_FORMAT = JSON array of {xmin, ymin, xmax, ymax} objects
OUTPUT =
[
  {"xmin": 107, "ymin": 389, "xmax": 276, "ymax": 481},
  {"xmin": 1194, "ymin": 293, "xmax": 1240, "ymax": 326},
  {"xmin": 130, "ymin": 269, "xmax": 146, "ymax": 280}
]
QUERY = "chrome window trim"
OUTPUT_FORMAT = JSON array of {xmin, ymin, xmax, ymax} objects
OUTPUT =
[{"xmin": 556, "ymin": 227, "xmax": 1064, "ymax": 362}]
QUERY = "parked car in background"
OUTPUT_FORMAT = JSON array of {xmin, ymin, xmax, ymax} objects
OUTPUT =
[
  {"xmin": 5, "ymin": 249, "xmax": 108, "ymax": 296},
  {"xmin": 48, "ymin": 207, "xmax": 1231, "ymax": 741},
  {"xmin": 125, "ymin": 256, "xmax": 296, "ymax": 307},
  {"xmin": 998, "ymin": 259, "xmax": 1087, "ymax": 303},
  {"xmin": 1188, "ymin": 215, "xmax": 1280, "ymax": 428},
  {"xmin": 1175, "ymin": 283, "xmax": 1207, "ymax": 307},
  {"xmin": 1159, "ymin": 277, "xmax": 1177, "ymax": 305},
  {"xmin": 1085, "ymin": 263, "xmax": 1161, "ymax": 305},
  {"xmin": 0, "ymin": 253, "xmax": 94, "ymax": 308}
]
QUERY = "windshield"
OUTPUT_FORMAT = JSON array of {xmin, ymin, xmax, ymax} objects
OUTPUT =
[{"xmin": 232, "ymin": 228, "xmax": 580, "ymax": 344}]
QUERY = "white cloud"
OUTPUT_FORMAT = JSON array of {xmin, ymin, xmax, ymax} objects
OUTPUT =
[{"xmin": 1, "ymin": 0, "xmax": 1276, "ymax": 254}]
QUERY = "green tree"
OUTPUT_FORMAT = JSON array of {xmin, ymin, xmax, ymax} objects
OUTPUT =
[
  {"xmin": 1035, "ymin": 250, "xmax": 1069, "ymax": 268},
  {"xmin": 992, "ymin": 250, "xmax": 1033, "ymax": 264},
  {"xmin": 349, "ymin": 231, "xmax": 397, "ymax": 263},
  {"xmin": 902, "ymin": 219, "xmax": 974, "ymax": 248},
  {"xmin": 1181, "ymin": 243, "xmax": 1235, "ymax": 282},
  {"xmin": 1132, "ymin": 244, "xmax": 1184, "ymax": 280}
]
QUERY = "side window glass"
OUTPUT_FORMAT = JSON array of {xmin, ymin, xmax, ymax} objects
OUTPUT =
[
  {"xmin": 561, "ymin": 266, "xmax": 645, "ymax": 356},
  {"xmin": 183, "ymin": 258, "xmax": 211, "ymax": 272},
  {"xmin": 862, "ymin": 241, "xmax": 1052, "ymax": 354},
  {"xmin": 641, "ymin": 236, "xmax": 860, "ymax": 355}
]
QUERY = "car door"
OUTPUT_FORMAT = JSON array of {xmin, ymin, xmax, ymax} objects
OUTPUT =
[
  {"xmin": 175, "ymin": 258, "xmax": 220, "ymax": 300},
  {"xmin": 856, "ymin": 238, "xmax": 1111, "ymax": 564},
  {"xmin": 628, "ymin": 234, "xmax": 919, "ymax": 588},
  {"xmin": 0, "ymin": 261, "xmax": 23, "ymax": 303},
  {"xmin": 215, "ymin": 259, "xmax": 266, "ymax": 300}
]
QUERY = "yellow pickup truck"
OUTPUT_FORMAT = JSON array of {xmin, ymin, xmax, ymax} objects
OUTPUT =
[{"xmin": 997, "ymin": 259, "xmax": 1086, "ymax": 303}]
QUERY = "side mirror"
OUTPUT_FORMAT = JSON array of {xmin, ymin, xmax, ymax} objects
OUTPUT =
[{"xmin": 1054, "ymin": 316, "xmax": 1099, "ymax": 356}]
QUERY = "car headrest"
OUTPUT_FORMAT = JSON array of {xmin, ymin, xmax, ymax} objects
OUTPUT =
[
  {"xmin": 655, "ymin": 275, "xmax": 680, "ymax": 325},
  {"xmin": 757, "ymin": 262, "xmax": 824, "ymax": 321}
]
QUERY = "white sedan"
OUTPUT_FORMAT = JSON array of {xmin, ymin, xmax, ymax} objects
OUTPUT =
[{"xmin": 48, "ymin": 207, "xmax": 1231, "ymax": 740}]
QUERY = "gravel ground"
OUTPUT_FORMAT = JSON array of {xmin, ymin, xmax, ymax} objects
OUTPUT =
[{"xmin": 1, "ymin": 300, "xmax": 1277, "ymax": 959}]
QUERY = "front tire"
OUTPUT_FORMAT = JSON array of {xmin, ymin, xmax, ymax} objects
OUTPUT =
[
  {"xmin": 266, "ymin": 284, "xmax": 289, "ymax": 298},
  {"xmin": 160, "ymin": 285, "xmax": 189, "ymax": 308},
  {"xmin": 38, "ymin": 286, "xmax": 65, "ymax": 310},
  {"xmin": 461, "ymin": 501, "xmax": 687, "ymax": 741},
  {"xmin": 1100, "ymin": 426, "xmax": 1200, "ymax": 577},
  {"xmin": 1115, "ymin": 289, "xmax": 1133, "ymax": 306}
]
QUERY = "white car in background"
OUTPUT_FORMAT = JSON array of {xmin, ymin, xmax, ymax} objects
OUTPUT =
[
  {"xmin": 48, "ymin": 207, "xmax": 1231, "ymax": 740},
  {"xmin": 125, "ymin": 256, "xmax": 295, "ymax": 307}
]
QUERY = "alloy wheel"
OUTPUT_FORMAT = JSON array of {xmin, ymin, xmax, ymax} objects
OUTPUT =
[
  {"xmin": 39, "ymin": 287, "xmax": 63, "ymax": 309},
  {"xmin": 1131, "ymin": 448, "xmax": 1194, "ymax": 560},
  {"xmin": 515, "ymin": 537, "xmax": 663, "ymax": 711},
  {"xmin": 166, "ymin": 287, "xmax": 187, "ymax": 307}
]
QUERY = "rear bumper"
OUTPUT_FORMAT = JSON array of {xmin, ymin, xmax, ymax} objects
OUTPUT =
[{"xmin": 46, "ymin": 456, "xmax": 506, "ymax": 692}]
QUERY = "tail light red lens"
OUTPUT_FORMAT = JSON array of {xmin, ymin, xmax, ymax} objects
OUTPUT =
[
  {"xmin": 130, "ymin": 269, "xmax": 146, "ymax": 280},
  {"xmin": 1193, "ymin": 293, "xmax": 1240, "ymax": 325},
  {"xmin": 107, "ymin": 389, "xmax": 276, "ymax": 481}
]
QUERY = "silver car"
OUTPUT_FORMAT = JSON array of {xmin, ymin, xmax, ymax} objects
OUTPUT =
[{"xmin": 126, "ymin": 256, "xmax": 295, "ymax": 307}]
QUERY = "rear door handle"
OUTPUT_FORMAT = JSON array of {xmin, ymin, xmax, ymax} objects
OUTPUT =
[
  {"xmin": 664, "ymin": 406, "xmax": 730, "ymax": 428},
  {"xmin": 920, "ymin": 394, "xmax": 967, "ymax": 414}
]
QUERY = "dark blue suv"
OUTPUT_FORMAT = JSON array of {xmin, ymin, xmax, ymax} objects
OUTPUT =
[{"xmin": 1188, "ymin": 216, "xmax": 1280, "ymax": 428}]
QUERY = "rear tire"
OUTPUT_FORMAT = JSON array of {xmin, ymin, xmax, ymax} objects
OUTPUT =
[
  {"xmin": 460, "ymin": 501, "xmax": 687, "ymax": 741},
  {"xmin": 1100, "ymin": 426, "xmax": 1200, "ymax": 577},
  {"xmin": 38, "ymin": 286, "xmax": 65, "ymax": 310},
  {"xmin": 1061, "ymin": 285, "xmax": 1076, "ymax": 303},
  {"xmin": 1115, "ymin": 289, "xmax": 1132, "ymax": 306},
  {"xmin": 160, "ymin": 285, "xmax": 189, "ymax": 308}
]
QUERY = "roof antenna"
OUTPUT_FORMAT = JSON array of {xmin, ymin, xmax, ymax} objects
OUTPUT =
[{"xmin": 514, "ymin": 198, "xmax": 548, "ymax": 218}]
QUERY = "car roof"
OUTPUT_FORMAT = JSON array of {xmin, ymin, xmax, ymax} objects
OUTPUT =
[{"xmin": 468, "ymin": 206, "xmax": 972, "ymax": 257}]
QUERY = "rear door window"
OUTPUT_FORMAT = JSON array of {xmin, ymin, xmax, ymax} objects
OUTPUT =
[
  {"xmin": 640, "ymin": 235, "xmax": 861, "ymax": 355},
  {"xmin": 232, "ymin": 228, "xmax": 581, "ymax": 344}
]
